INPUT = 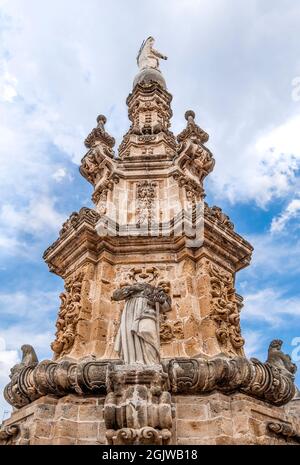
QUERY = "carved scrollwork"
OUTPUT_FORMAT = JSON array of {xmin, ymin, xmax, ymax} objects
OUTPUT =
[
  {"xmin": 92, "ymin": 175, "xmax": 119, "ymax": 213},
  {"xmin": 168, "ymin": 355, "xmax": 296, "ymax": 406},
  {"xmin": 106, "ymin": 427, "xmax": 171, "ymax": 445},
  {"xmin": 267, "ymin": 422, "xmax": 300, "ymax": 442},
  {"xmin": 207, "ymin": 262, "xmax": 245, "ymax": 356},
  {"xmin": 3, "ymin": 352, "xmax": 296, "ymax": 410},
  {"xmin": 4, "ymin": 359, "xmax": 110, "ymax": 409},
  {"xmin": 51, "ymin": 270, "xmax": 85, "ymax": 359},
  {"xmin": 0, "ymin": 424, "xmax": 20, "ymax": 444},
  {"xmin": 80, "ymin": 147, "xmax": 113, "ymax": 185},
  {"xmin": 172, "ymin": 173, "xmax": 204, "ymax": 203}
]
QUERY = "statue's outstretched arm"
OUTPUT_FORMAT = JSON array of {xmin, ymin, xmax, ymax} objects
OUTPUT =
[{"xmin": 152, "ymin": 48, "xmax": 167, "ymax": 60}]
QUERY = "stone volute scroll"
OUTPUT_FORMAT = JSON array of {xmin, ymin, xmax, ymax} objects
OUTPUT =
[{"xmin": 112, "ymin": 283, "xmax": 171, "ymax": 365}]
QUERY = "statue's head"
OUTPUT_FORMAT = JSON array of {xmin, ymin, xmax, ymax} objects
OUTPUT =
[
  {"xmin": 146, "ymin": 36, "xmax": 154, "ymax": 46},
  {"xmin": 21, "ymin": 344, "xmax": 34, "ymax": 354}
]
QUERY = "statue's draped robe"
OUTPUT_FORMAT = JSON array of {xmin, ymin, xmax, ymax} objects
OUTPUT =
[{"xmin": 113, "ymin": 285, "xmax": 171, "ymax": 365}]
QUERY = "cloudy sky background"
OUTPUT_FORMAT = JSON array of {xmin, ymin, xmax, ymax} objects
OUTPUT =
[{"xmin": 1, "ymin": 0, "xmax": 300, "ymax": 417}]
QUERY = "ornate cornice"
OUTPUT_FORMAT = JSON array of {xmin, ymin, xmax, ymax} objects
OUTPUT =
[{"xmin": 4, "ymin": 355, "xmax": 296, "ymax": 409}]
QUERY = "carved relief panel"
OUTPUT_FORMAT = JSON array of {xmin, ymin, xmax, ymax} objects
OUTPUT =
[
  {"xmin": 51, "ymin": 264, "xmax": 94, "ymax": 360},
  {"xmin": 201, "ymin": 260, "xmax": 245, "ymax": 356}
]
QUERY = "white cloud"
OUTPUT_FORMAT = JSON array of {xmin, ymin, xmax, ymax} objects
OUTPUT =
[
  {"xmin": 52, "ymin": 167, "xmax": 69, "ymax": 182},
  {"xmin": 0, "ymin": 197, "xmax": 65, "ymax": 235},
  {"xmin": 0, "ymin": 70, "xmax": 18, "ymax": 102},
  {"xmin": 242, "ymin": 288, "xmax": 300, "ymax": 326},
  {"xmin": 243, "ymin": 329, "xmax": 266, "ymax": 359},
  {"xmin": 0, "ymin": 288, "xmax": 59, "ymax": 415},
  {"xmin": 211, "ymin": 114, "xmax": 300, "ymax": 206},
  {"xmin": 238, "ymin": 232, "xmax": 300, "ymax": 280},
  {"xmin": 0, "ymin": 336, "xmax": 19, "ymax": 419},
  {"xmin": 271, "ymin": 197, "xmax": 300, "ymax": 233}
]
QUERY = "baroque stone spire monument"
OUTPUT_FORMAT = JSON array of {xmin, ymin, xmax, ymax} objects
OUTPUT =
[{"xmin": 1, "ymin": 37, "xmax": 299, "ymax": 446}]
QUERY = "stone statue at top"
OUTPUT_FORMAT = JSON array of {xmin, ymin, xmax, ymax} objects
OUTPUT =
[{"xmin": 137, "ymin": 36, "xmax": 167, "ymax": 71}]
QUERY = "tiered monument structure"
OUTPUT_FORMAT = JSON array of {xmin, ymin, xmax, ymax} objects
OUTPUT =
[{"xmin": 1, "ymin": 38, "xmax": 299, "ymax": 445}]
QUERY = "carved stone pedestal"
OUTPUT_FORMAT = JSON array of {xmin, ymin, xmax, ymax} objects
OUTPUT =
[
  {"xmin": 104, "ymin": 364, "xmax": 173, "ymax": 445},
  {"xmin": 1, "ymin": 390, "xmax": 300, "ymax": 445}
]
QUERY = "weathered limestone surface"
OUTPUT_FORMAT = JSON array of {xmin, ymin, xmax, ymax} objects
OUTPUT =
[
  {"xmin": 174, "ymin": 393, "xmax": 300, "ymax": 445},
  {"xmin": 1, "ymin": 392, "xmax": 299, "ymax": 445}
]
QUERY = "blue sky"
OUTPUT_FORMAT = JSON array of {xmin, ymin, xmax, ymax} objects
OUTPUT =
[{"xmin": 0, "ymin": 0, "xmax": 300, "ymax": 417}]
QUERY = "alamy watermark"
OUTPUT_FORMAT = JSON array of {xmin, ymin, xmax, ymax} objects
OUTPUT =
[
  {"xmin": 291, "ymin": 336, "xmax": 300, "ymax": 362},
  {"xmin": 95, "ymin": 191, "xmax": 206, "ymax": 248}
]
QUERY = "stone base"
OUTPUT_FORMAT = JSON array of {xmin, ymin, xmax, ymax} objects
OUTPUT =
[
  {"xmin": 174, "ymin": 393, "xmax": 300, "ymax": 445},
  {"xmin": 1, "ymin": 392, "xmax": 299, "ymax": 445}
]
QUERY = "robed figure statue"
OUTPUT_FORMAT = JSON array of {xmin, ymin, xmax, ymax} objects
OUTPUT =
[
  {"xmin": 136, "ymin": 36, "xmax": 167, "ymax": 71},
  {"xmin": 112, "ymin": 283, "xmax": 171, "ymax": 365}
]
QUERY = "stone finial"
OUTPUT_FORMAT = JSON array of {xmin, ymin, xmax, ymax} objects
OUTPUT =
[
  {"xmin": 177, "ymin": 110, "xmax": 209, "ymax": 144},
  {"xmin": 84, "ymin": 114, "xmax": 115, "ymax": 150},
  {"xmin": 175, "ymin": 110, "xmax": 214, "ymax": 189},
  {"xmin": 96, "ymin": 114, "xmax": 107, "ymax": 127},
  {"xmin": 185, "ymin": 110, "xmax": 196, "ymax": 122}
]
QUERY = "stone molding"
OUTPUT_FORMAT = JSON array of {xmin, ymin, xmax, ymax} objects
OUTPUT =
[{"xmin": 4, "ymin": 355, "xmax": 296, "ymax": 409}]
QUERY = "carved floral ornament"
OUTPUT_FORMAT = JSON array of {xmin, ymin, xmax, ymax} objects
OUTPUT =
[
  {"xmin": 51, "ymin": 270, "xmax": 85, "ymax": 359},
  {"xmin": 206, "ymin": 261, "xmax": 245, "ymax": 356}
]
